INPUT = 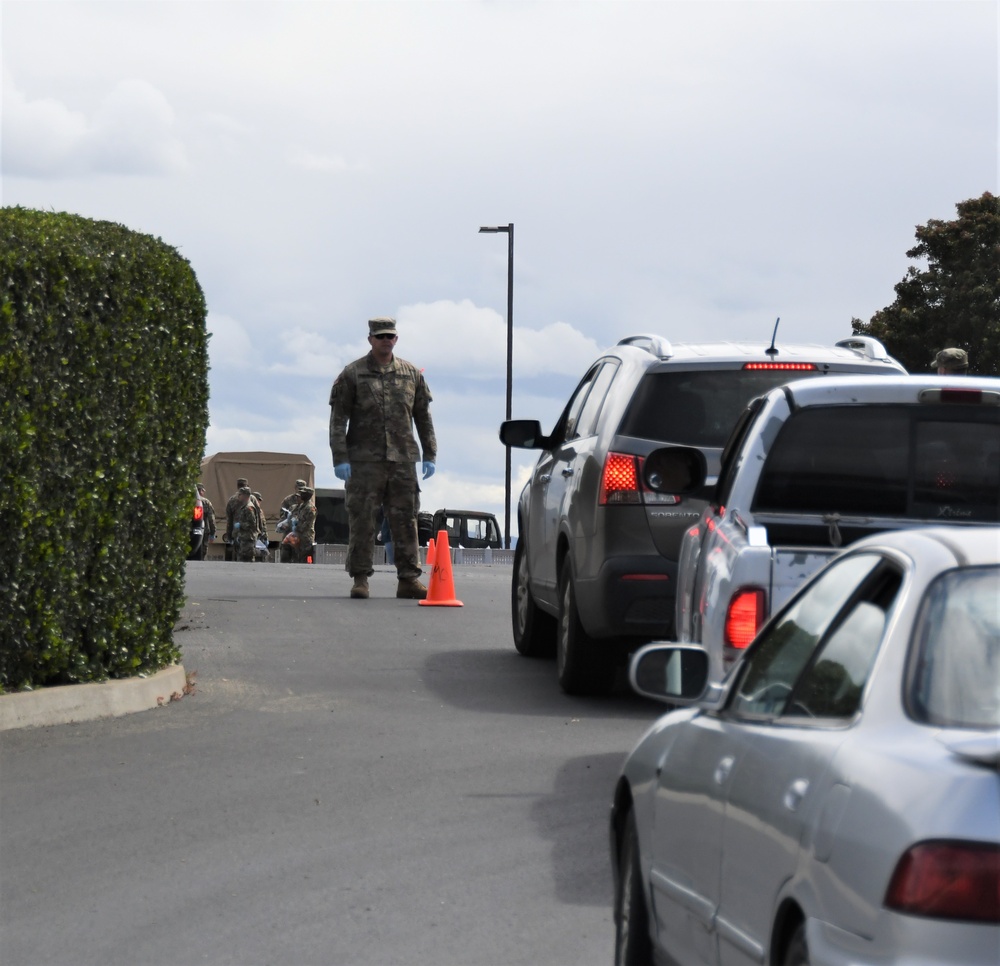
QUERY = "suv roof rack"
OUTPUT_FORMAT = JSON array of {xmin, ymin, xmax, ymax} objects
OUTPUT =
[
  {"xmin": 835, "ymin": 336, "xmax": 891, "ymax": 361},
  {"xmin": 617, "ymin": 334, "xmax": 674, "ymax": 359}
]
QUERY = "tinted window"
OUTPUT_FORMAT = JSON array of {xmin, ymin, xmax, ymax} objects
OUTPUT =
[
  {"xmin": 558, "ymin": 362, "xmax": 605, "ymax": 443},
  {"xmin": 729, "ymin": 554, "xmax": 883, "ymax": 717},
  {"xmin": 908, "ymin": 566, "xmax": 1000, "ymax": 729},
  {"xmin": 754, "ymin": 406, "xmax": 1000, "ymax": 521},
  {"xmin": 575, "ymin": 361, "xmax": 619, "ymax": 438},
  {"xmin": 619, "ymin": 369, "xmax": 830, "ymax": 447}
]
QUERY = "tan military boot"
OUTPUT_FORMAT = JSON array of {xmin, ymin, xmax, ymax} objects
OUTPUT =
[
  {"xmin": 396, "ymin": 577, "xmax": 428, "ymax": 600},
  {"xmin": 350, "ymin": 576, "xmax": 369, "ymax": 599}
]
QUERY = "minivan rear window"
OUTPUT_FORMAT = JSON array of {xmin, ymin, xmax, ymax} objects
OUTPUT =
[
  {"xmin": 619, "ymin": 369, "xmax": 833, "ymax": 447},
  {"xmin": 754, "ymin": 405, "xmax": 1000, "ymax": 521}
]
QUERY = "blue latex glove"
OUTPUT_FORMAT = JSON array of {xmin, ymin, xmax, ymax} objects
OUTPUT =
[
  {"xmin": 233, "ymin": 522, "xmax": 241, "ymax": 531},
  {"xmin": 422, "ymin": 461, "xmax": 435, "ymax": 480},
  {"xmin": 334, "ymin": 463, "xmax": 352, "ymax": 481}
]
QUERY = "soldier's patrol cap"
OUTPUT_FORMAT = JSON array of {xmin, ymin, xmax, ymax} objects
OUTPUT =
[
  {"xmin": 369, "ymin": 317, "xmax": 397, "ymax": 336},
  {"xmin": 238, "ymin": 485, "xmax": 251, "ymax": 495},
  {"xmin": 298, "ymin": 486, "xmax": 314, "ymax": 498},
  {"xmin": 931, "ymin": 347, "xmax": 968, "ymax": 371},
  {"xmin": 295, "ymin": 479, "xmax": 307, "ymax": 488},
  {"xmin": 237, "ymin": 478, "xmax": 249, "ymax": 486}
]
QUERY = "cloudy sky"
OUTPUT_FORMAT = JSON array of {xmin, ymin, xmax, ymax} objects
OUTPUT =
[{"xmin": 3, "ymin": 1, "xmax": 997, "ymax": 536}]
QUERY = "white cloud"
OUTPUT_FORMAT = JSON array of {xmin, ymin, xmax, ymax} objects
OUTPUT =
[
  {"xmin": 3, "ymin": 75, "xmax": 187, "ymax": 178},
  {"xmin": 286, "ymin": 147, "xmax": 353, "ymax": 173}
]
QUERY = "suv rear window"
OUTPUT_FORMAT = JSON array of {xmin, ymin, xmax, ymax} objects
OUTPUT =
[
  {"xmin": 619, "ymin": 369, "xmax": 833, "ymax": 447},
  {"xmin": 754, "ymin": 405, "xmax": 1000, "ymax": 521}
]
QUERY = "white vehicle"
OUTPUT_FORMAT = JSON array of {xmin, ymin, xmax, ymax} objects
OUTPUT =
[
  {"xmin": 611, "ymin": 526, "xmax": 1000, "ymax": 966},
  {"xmin": 670, "ymin": 375, "xmax": 1000, "ymax": 680}
]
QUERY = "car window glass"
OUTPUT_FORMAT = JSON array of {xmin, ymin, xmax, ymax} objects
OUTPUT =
[
  {"xmin": 558, "ymin": 364, "xmax": 603, "ymax": 443},
  {"xmin": 618, "ymin": 369, "xmax": 831, "ymax": 448},
  {"xmin": 908, "ymin": 565, "xmax": 1000, "ymax": 729},
  {"xmin": 785, "ymin": 568, "xmax": 901, "ymax": 719},
  {"xmin": 729, "ymin": 554, "xmax": 882, "ymax": 717},
  {"xmin": 575, "ymin": 361, "xmax": 619, "ymax": 438},
  {"xmin": 754, "ymin": 406, "xmax": 1000, "ymax": 522}
]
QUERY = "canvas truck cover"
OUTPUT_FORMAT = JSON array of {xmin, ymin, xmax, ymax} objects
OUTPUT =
[{"xmin": 200, "ymin": 452, "xmax": 315, "ymax": 525}]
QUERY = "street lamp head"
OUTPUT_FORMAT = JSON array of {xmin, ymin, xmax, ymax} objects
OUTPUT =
[{"xmin": 479, "ymin": 225, "xmax": 511, "ymax": 234}]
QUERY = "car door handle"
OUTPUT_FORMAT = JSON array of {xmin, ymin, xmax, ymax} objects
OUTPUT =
[
  {"xmin": 714, "ymin": 756, "xmax": 735, "ymax": 786},
  {"xmin": 561, "ymin": 468, "xmax": 574, "ymax": 478},
  {"xmin": 783, "ymin": 779, "xmax": 810, "ymax": 812}
]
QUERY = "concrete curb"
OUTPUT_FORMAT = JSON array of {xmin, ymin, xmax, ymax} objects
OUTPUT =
[{"xmin": 0, "ymin": 664, "xmax": 188, "ymax": 732}]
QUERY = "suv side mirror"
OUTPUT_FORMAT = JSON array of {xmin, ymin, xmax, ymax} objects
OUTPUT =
[
  {"xmin": 643, "ymin": 446, "xmax": 707, "ymax": 494},
  {"xmin": 500, "ymin": 419, "xmax": 549, "ymax": 450}
]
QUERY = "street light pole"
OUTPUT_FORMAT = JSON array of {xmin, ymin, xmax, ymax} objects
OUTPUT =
[{"xmin": 479, "ymin": 223, "xmax": 514, "ymax": 550}]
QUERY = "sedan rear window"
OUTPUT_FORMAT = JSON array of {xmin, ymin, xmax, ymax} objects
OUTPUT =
[{"xmin": 908, "ymin": 566, "xmax": 1000, "ymax": 729}]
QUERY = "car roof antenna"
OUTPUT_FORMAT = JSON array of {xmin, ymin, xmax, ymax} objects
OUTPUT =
[{"xmin": 765, "ymin": 317, "xmax": 780, "ymax": 356}]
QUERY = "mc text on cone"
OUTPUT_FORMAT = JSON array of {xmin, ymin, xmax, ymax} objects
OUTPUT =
[{"xmin": 418, "ymin": 530, "xmax": 463, "ymax": 607}]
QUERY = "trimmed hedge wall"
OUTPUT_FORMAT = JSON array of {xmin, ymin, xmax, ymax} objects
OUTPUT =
[{"xmin": 0, "ymin": 208, "xmax": 209, "ymax": 691}]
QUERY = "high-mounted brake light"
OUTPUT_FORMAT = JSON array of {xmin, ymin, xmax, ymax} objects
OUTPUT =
[
  {"xmin": 194, "ymin": 504, "xmax": 204, "ymax": 521},
  {"xmin": 919, "ymin": 388, "xmax": 1000, "ymax": 406},
  {"xmin": 743, "ymin": 362, "xmax": 818, "ymax": 371},
  {"xmin": 724, "ymin": 588, "xmax": 766, "ymax": 648},
  {"xmin": 885, "ymin": 841, "xmax": 1000, "ymax": 923}
]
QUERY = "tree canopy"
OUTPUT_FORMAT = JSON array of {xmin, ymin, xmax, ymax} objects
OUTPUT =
[{"xmin": 852, "ymin": 192, "xmax": 999, "ymax": 376}]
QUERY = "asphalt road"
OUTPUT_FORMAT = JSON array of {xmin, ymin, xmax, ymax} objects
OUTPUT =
[{"xmin": 0, "ymin": 561, "xmax": 663, "ymax": 966}]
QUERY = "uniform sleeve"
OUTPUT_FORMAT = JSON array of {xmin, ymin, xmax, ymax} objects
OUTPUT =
[
  {"xmin": 329, "ymin": 369, "xmax": 354, "ymax": 464},
  {"xmin": 412, "ymin": 373, "xmax": 437, "ymax": 463}
]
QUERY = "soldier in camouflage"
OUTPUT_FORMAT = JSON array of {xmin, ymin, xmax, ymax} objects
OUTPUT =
[
  {"xmin": 233, "ymin": 486, "xmax": 261, "ymax": 563},
  {"xmin": 329, "ymin": 317, "xmax": 437, "ymax": 599}
]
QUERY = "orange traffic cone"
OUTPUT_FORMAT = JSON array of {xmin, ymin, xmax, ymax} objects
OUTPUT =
[
  {"xmin": 419, "ymin": 530, "xmax": 463, "ymax": 607},
  {"xmin": 426, "ymin": 537, "xmax": 436, "ymax": 568}
]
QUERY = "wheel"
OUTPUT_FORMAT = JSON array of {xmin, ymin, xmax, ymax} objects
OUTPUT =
[
  {"xmin": 782, "ymin": 922, "xmax": 810, "ymax": 966},
  {"xmin": 615, "ymin": 809, "xmax": 653, "ymax": 966},
  {"xmin": 511, "ymin": 541, "xmax": 557, "ymax": 657},
  {"xmin": 557, "ymin": 558, "xmax": 616, "ymax": 695}
]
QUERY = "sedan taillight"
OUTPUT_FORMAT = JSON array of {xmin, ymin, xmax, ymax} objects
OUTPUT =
[
  {"xmin": 724, "ymin": 588, "xmax": 765, "ymax": 648},
  {"xmin": 885, "ymin": 841, "xmax": 1000, "ymax": 922}
]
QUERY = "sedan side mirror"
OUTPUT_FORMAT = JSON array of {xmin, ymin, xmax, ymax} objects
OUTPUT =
[{"xmin": 629, "ymin": 644, "xmax": 715, "ymax": 705}]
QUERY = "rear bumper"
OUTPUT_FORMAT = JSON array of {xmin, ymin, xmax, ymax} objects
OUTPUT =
[{"xmin": 575, "ymin": 555, "xmax": 678, "ymax": 641}]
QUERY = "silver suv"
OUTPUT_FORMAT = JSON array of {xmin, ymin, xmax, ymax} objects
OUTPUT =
[{"xmin": 499, "ymin": 334, "xmax": 906, "ymax": 695}]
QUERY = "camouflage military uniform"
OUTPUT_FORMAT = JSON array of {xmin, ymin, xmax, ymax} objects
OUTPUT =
[
  {"xmin": 329, "ymin": 346, "xmax": 436, "ymax": 582},
  {"xmin": 234, "ymin": 497, "xmax": 261, "ymax": 563},
  {"xmin": 281, "ymin": 489, "xmax": 316, "ymax": 563}
]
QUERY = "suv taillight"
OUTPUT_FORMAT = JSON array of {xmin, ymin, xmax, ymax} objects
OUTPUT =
[
  {"xmin": 599, "ymin": 452, "xmax": 683, "ymax": 506},
  {"xmin": 885, "ymin": 841, "xmax": 1000, "ymax": 922},
  {"xmin": 194, "ymin": 504, "xmax": 204, "ymax": 521},
  {"xmin": 724, "ymin": 588, "xmax": 765, "ymax": 648},
  {"xmin": 601, "ymin": 452, "xmax": 642, "ymax": 505}
]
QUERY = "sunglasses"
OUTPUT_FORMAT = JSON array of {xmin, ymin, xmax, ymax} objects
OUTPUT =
[{"xmin": 372, "ymin": 333, "xmax": 396, "ymax": 341}]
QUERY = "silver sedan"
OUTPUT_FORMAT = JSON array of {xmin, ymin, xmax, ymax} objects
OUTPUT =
[{"xmin": 610, "ymin": 526, "xmax": 1000, "ymax": 966}]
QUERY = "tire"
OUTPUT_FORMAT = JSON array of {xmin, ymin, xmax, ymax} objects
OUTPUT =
[
  {"xmin": 557, "ymin": 558, "xmax": 616, "ymax": 695},
  {"xmin": 511, "ymin": 541, "xmax": 557, "ymax": 657},
  {"xmin": 782, "ymin": 923, "xmax": 809, "ymax": 966},
  {"xmin": 615, "ymin": 809, "xmax": 653, "ymax": 966}
]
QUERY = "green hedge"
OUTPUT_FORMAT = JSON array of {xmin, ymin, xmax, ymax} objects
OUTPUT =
[{"xmin": 0, "ymin": 208, "xmax": 209, "ymax": 691}]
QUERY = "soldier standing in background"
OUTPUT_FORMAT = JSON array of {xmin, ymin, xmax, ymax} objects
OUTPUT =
[
  {"xmin": 197, "ymin": 483, "xmax": 216, "ymax": 559},
  {"xmin": 233, "ymin": 487, "xmax": 261, "ymax": 562},
  {"xmin": 224, "ymin": 476, "xmax": 250, "ymax": 561},
  {"xmin": 329, "ymin": 316, "xmax": 437, "ymax": 600},
  {"xmin": 282, "ymin": 486, "xmax": 316, "ymax": 564},
  {"xmin": 281, "ymin": 479, "xmax": 306, "ymax": 515}
]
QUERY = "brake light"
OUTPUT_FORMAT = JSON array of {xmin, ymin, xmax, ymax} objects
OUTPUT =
[
  {"xmin": 742, "ymin": 362, "xmax": 818, "ymax": 371},
  {"xmin": 919, "ymin": 387, "xmax": 1000, "ymax": 406},
  {"xmin": 885, "ymin": 841, "xmax": 1000, "ymax": 923},
  {"xmin": 194, "ymin": 504, "xmax": 204, "ymax": 521},
  {"xmin": 600, "ymin": 452, "xmax": 642, "ymax": 505},
  {"xmin": 724, "ymin": 588, "xmax": 765, "ymax": 648}
]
